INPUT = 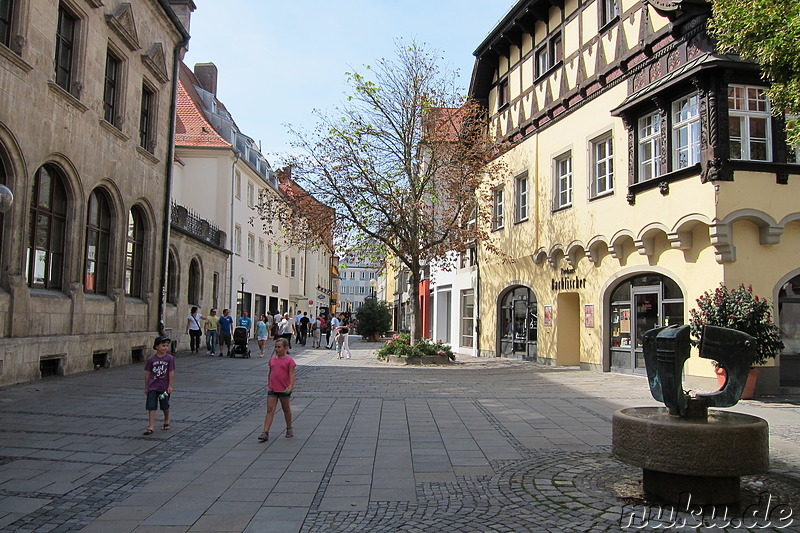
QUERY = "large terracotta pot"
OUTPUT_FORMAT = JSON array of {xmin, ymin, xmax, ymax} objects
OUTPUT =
[{"xmin": 715, "ymin": 367, "xmax": 760, "ymax": 400}]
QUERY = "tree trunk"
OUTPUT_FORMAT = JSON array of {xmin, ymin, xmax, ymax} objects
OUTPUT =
[{"xmin": 408, "ymin": 260, "xmax": 422, "ymax": 344}]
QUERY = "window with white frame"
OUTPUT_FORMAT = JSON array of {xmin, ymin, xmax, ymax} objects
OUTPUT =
[
  {"xmin": 360, "ymin": 271, "xmax": 366, "ymax": 280},
  {"xmin": 290, "ymin": 257, "xmax": 296, "ymax": 278},
  {"xmin": 247, "ymin": 181, "xmax": 255, "ymax": 208},
  {"xmin": 590, "ymin": 133, "xmax": 614, "ymax": 198},
  {"xmin": 300, "ymin": 257, "xmax": 304, "ymax": 279},
  {"xmin": 492, "ymin": 187, "xmax": 504, "ymax": 230},
  {"xmin": 234, "ymin": 225, "xmax": 242, "ymax": 255},
  {"xmin": 267, "ymin": 246, "xmax": 272, "ymax": 269},
  {"xmin": 285, "ymin": 256, "xmax": 289, "ymax": 277},
  {"xmin": 461, "ymin": 289, "xmax": 475, "ymax": 348},
  {"xmin": 638, "ymin": 112, "xmax": 662, "ymax": 182},
  {"xmin": 672, "ymin": 95, "xmax": 701, "ymax": 169},
  {"xmin": 728, "ymin": 85, "xmax": 771, "ymax": 161},
  {"xmin": 247, "ymin": 233, "xmax": 255, "ymax": 261},
  {"xmin": 554, "ymin": 153, "xmax": 573, "ymax": 210},
  {"xmin": 350, "ymin": 271, "xmax": 355, "ymax": 279},
  {"xmin": 258, "ymin": 238, "xmax": 265, "ymax": 265},
  {"xmin": 535, "ymin": 33, "xmax": 563, "ymax": 78},
  {"xmin": 514, "ymin": 173, "xmax": 528, "ymax": 223},
  {"xmin": 359, "ymin": 286, "xmax": 365, "ymax": 294},
  {"xmin": 277, "ymin": 251, "xmax": 282, "ymax": 274},
  {"xmin": 600, "ymin": 0, "xmax": 619, "ymax": 27}
]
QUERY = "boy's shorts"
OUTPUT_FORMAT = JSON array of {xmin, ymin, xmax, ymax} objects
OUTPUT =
[{"xmin": 146, "ymin": 390, "xmax": 170, "ymax": 411}]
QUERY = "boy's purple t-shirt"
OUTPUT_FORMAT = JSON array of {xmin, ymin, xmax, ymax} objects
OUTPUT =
[
  {"xmin": 145, "ymin": 353, "xmax": 175, "ymax": 392},
  {"xmin": 268, "ymin": 355, "xmax": 296, "ymax": 392}
]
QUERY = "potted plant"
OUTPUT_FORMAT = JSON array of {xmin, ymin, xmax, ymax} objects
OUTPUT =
[
  {"xmin": 689, "ymin": 283, "xmax": 784, "ymax": 399},
  {"xmin": 376, "ymin": 333, "xmax": 455, "ymax": 364}
]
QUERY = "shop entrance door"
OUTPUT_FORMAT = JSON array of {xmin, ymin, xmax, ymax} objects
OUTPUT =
[{"xmin": 632, "ymin": 286, "xmax": 660, "ymax": 372}]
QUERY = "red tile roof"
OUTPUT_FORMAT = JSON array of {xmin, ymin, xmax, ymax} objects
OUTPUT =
[{"xmin": 175, "ymin": 63, "xmax": 231, "ymax": 148}]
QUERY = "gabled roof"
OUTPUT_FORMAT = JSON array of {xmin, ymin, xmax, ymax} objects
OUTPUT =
[{"xmin": 175, "ymin": 62, "xmax": 231, "ymax": 148}]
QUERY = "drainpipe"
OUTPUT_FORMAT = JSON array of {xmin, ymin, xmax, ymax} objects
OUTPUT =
[
  {"xmin": 157, "ymin": 18, "xmax": 190, "ymax": 336},
  {"xmin": 229, "ymin": 152, "xmax": 239, "ymax": 311}
]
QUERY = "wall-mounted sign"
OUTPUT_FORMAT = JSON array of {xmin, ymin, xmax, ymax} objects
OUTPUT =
[
  {"xmin": 318, "ymin": 294, "xmax": 326, "ymax": 300},
  {"xmin": 551, "ymin": 277, "xmax": 587, "ymax": 291},
  {"xmin": 543, "ymin": 305, "xmax": 553, "ymax": 327},
  {"xmin": 271, "ymin": 285, "xmax": 279, "ymax": 293},
  {"xmin": 309, "ymin": 300, "xmax": 314, "ymax": 305},
  {"xmin": 584, "ymin": 304, "xmax": 594, "ymax": 328}
]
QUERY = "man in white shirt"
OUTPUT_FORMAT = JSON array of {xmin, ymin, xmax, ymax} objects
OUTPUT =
[{"xmin": 327, "ymin": 315, "xmax": 340, "ymax": 349}]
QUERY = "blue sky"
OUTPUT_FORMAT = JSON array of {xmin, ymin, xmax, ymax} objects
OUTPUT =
[{"xmin": 183, "ymin": 1, "xmax": 517, "ymax": 159}]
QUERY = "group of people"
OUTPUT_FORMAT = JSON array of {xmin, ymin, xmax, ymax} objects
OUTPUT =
[{"xmin": 146, "ymin": 310, "xmax": 356, "ymax": 440}]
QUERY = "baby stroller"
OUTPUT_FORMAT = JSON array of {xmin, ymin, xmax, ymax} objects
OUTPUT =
[{"xmin": 230, "ymin": 326, "xmax": 251, "ymax": 358}]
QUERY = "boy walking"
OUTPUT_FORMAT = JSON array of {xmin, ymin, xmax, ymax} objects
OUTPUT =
[{"xmin": 144, "ymin": 336, "xmax": 175, "ymax": 435}]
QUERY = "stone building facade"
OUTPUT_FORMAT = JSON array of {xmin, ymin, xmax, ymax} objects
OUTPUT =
[{"xmin": 0, "ymin": 0, "xmax": 189, "ymax": 385}]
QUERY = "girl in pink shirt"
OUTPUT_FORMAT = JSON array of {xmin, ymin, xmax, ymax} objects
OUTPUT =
[{"xmin": 259, "ymin": 338, "xmax": 296, "ymax": 441}]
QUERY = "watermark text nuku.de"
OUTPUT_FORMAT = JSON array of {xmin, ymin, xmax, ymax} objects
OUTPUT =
[{"xmin": 620, "ymin": 492, "xmax": 794, "ymax": 529}]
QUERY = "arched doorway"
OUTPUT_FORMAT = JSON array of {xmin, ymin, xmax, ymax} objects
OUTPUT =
[
  {"xmin": 498, "ymin": 286, "xmax": 537, "ymax": 359},
  {"xmin": 608, "ymin": 274, "xmax": 684, "ymax": 374},
  {"xmin": 778, "ymin": 274, "xmax": 800, "ymax": 387}
]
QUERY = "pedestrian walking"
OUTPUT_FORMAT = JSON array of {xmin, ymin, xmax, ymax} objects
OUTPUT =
[
  {"xmin": 327, "ymin": 314, "xmax": 340, "ymax": 349},
  {"xmin": 278, "ymin": 313, "xmax": 294, "ymax": 348},
  {"xmin": 336, "ymin": 313, "xmax": 352, "ymax": 359},
  {"xmin": 219, "ymin": 308, "xmax": 234, "ymax": 357},
  {"xmin": 311, "ymin": 315, "xmax": 322, "ymax": 348},
  {"xmin": 186, "ymin": 306, "xmax": 203, "ymax": 353},
  {"xmin": 272, "ymin": 311, "xmax": 282, "ymax": 340},
  {"xmin": 294, "ymin": 311, "xmax": 303, "ymax": 344},
  {"xmin": 204, "ymin": 308, "xmax": 220, "ymax": 356},
  {"xmin": 299, "ymin": 312, "xmax": 310, "ymax": 346},
  {"xmin": 258, "ymin": 337, "xmax": 295, "ymax": 442},
  {"xmin": 143, "ymin": 336, "xmax": 175, "ymax": 435},
  {"xmin": 256, "ymin": 314, "xmax": 271, "ymax": 357}
]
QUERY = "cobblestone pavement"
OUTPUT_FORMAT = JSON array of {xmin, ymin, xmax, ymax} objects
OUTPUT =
[{"xmin": 0, "ymin": 337, "xmax": 799, "ymax": 532}]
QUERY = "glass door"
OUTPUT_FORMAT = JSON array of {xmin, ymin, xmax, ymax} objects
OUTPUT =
[{"xmin": 632, "ymin": 287, "xmax": 660, "ymax": 370}]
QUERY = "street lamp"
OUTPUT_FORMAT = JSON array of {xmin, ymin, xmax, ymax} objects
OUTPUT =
[
  {"xmin": 239, "ymin": 275, "xmax": 248, "ymax": 315},
  {"xmin": 0, "ymin": 185, "xmax": 13, "ymax": 214},
  {"xmin": 368, "ymin": 277, "xmax": 377, "ymax": 297}
]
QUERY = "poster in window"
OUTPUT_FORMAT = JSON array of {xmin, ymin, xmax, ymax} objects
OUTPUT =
[
  {"xmin": 584, "ymin": 304, "xmax": 594, "ymax": 328},
  {"xmin": 620, "ymin": 309, "xmax": 631, "ymax": 334},
  {"xmin": 543, "ymin": 305, "xmax": 553, "ymax": 327}
]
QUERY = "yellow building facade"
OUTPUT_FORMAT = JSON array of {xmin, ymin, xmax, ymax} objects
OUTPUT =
[{"xmin": 471, "ymin": 0, "xmax": 800, "ymax": 393}]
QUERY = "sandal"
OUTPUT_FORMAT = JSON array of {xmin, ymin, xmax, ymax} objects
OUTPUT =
[
  {"xmin": 285, "ymin": 427, "xmax": 293, "ymax": 438},
  {"xmin": 162, "ymin": 423, "xmax": 171, "ymax": 430},
  {"xmin": 258, "ymin": 432, "xmax": 269, "ymax": 442},
  {"xmin": 143, "ymin": 428, "xmax": 153, "ymax": 435}
]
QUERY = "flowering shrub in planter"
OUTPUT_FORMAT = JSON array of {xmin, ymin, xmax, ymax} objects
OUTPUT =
[
  {"xmin": 689, "ymin": 283, "xmax": 783, "ymax": 366},
  {"xmin": 376, "ymin": 333, "xmax": 455, "ymax": 361}
]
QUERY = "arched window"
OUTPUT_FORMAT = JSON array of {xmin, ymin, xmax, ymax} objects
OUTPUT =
[
  {"xmin": 0, "ymin": 155, "xmax": 6, "ymax": 262},
  {"xmin": 499, "ymin": 286, "xmax": 538, "ymax": 359},
  {"xmin": 188, "ymin": 258, "xmax": 201, "ymax": 305},
  {"xmin": 125, "ymin": 207, "xmax": 145, "ymax": 297},
  {"xmin": 778, "ymin": 275, "xmax": 800, "ymax": 387},
  {"xmin": 609, "ymin": 273, "xmax": 683, "ymax": 373},
  {"xmin": 27, "ymin": 165, "xmax": 68, "ymax": 289},
  {"xmin": 84, "ymin": 189, "xmax": 112, "ymax": 294},
  {"xmin": 166, "ymin": 250, "xmax": 178, "ymax": 304}
]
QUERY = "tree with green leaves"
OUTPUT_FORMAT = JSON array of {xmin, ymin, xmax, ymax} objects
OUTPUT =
[
  {"xmin": 709, "ymin": 0, "xmax": 800, "ymax": 145},
  {"xmin": 265, "ymin": 41, "xmax": 507, "ymax": 343}
]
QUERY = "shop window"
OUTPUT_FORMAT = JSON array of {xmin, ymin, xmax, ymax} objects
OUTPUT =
[
  {"xmin": 637, "ymin": 112, "xmax": 662, "ymax": 182},
  {"xmin": 553, "ymin": 152, "xmax": 573, "ymax": 210},
  {"xmin": 609, "ymin": 274, "xmax": 683, "ymax": 373},
  {"xmin": 499, "ymin": 286, "xmax": 538, "ymax": 359},
  {"xmin": 492, "ymin": 186, "xmax": 504, "ymax": 230},
  {"xmin": 728, "ymin": 85, "xmax": 771, "ymax": 161},
  {"xmin": 125, "ymin": 207, "xmax": 145, "ymax": 297},
  {"xmin": 779, "ymin": 275, "xmax": 800, "ymax": 386},
  {"xmin": 84, "ymin": 188, "xmax": 112, "ymax": 294},
  {"xmin": 672, "ymin": 95, "xmax": 701, "ymax": 169},
  {"xmin": 27, "ymin": 165, "xmax": 68, "ymax": 290},
  {"xmin": 461, "ymin": 289, "xmax": 474, "ymax": 348},
  {"xmin": 514, "ymin": 172, "xmax": 528, "ymax": 223},
  {"xmin": 590, "ymin": 133, "xmax": 614, "ymax": 198}
]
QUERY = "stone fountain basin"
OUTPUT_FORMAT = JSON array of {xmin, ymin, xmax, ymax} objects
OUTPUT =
[{"xmin": 612, "ymin": 407, "xmax": 769, "ymax": 477}]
